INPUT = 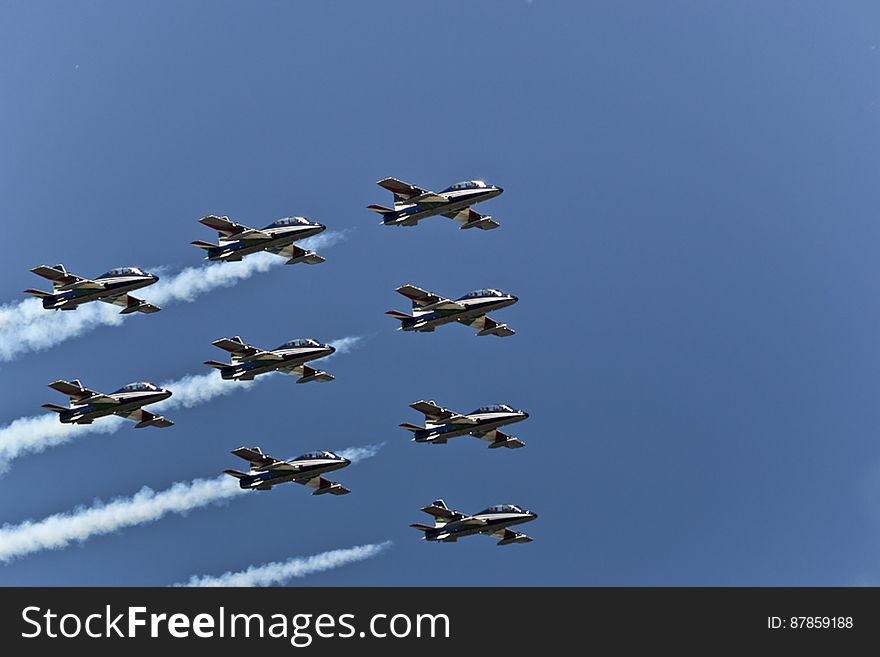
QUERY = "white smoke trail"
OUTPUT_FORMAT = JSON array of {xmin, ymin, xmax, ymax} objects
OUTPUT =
[
  {"xmin": 0, "ymin": 444, "xmax": 383, "ymax": 562},
  {"xmin": 0, "ymin": 231, "xmax": 348, "ymax": 362},
  {"xmin": 336, "ymin": 443, "xmax": 385, "ymax": 463},
  {"xmin": 0, "ymin": 336, "xmax": 364, "ymax": 472},
  {"xmin": 176, "ymin": 542, "xmax": 392, "ymax": 587}
]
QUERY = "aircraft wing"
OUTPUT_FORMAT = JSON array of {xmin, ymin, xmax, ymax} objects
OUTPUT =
[
  {"xmin": 101, "ymin": 293, "xmax": 161, "ymax": 315},
  {"xmin": 457, "ymin": 314, "xmax": 515, "ymax": 337},
  {"xmin": 115, "ymin": 408, "xmax": 174, "ymax": 428},
  {"xmin": 199, "ymin": 215, "xmax": 253, "ymax": 239},
  {"xmin": 303, "ymin": 475, "xmax": 351, "ymax": 496},
  {"xmin": 266, "ymin": 243, "xmax": 326, "ymax": 265},
  {"xmin": 490, "ymin": 528, "xmax": 533, "ymax": 545},
  {"xmin": 472, "ymin": 428, "xmax": 526, "ymax": 449},
  {"xmin": 395, "ymin": 285, "xmax": 465, "ymax": 311},
  {"xmin": 48, "ymin": 379, "xmax": 99, "ymax": 401},
  {"xmin": 442, "ymin": 208, "xmax": 500, "ymax": 231},
  {"xmin": 278, "ymin": 363, "xmax": 335, "ymax": 384},
  {"xmin": 377, "ymin": 177, "xmax": 427, "ymax": 200},
  {"xmin": 211, "ymin": 336, "xmax": 263, "ymax": 360},
  {"xmin": 410, "ymin": 400, "xmax": 476, "ymax": 425},
  {"xmin": 231, "ymin": 446, "xmax": 281, "ymax": 470},
  {"xmin": 420, "ymin": 500, "xmax": 466, "ymax": 522},
  {"xmin": 30, "ymin": 264, "xmax": 93, "ymax": 291}
]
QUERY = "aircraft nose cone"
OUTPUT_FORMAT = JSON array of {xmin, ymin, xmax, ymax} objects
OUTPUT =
[
  {"xmin": 522, "ymin": 411, "xmax": 530, "ymax": 419},
  {"xmin": 495, "ymin": 186, "xmax": 504, "ymax": 194},
  {"xmin": 316, "ymin": 223, "xmax": 327, "ymax": 231},
  {"xmin": 326, "ymin": 345, "xmax": 337, "ymax": 355},
  {"xmin": 162, "ymin": 389, "xmax": 172, "ymax": 399},
  {"xmin": 511, "ymin": 295, "xmax": 519, "ymax": 303},
  {"xmin": 342, "ymin": 457, "xmax": 351, "ymax": 465},
  {"xmin": 530, "ymin": 512, "xmax": 538, "ymax": 519}
]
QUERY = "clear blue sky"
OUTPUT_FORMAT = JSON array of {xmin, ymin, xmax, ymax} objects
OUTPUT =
[{"xmin": 2, "ymin": 1, "xmax": 880, "ymax": 585}]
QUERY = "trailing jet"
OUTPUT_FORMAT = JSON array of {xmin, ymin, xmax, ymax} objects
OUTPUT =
[
  {"xmin": 204, "ymin": 336, "xmax": 336, "ymax": 382},
  {"xmin": 387, "ymin": 285, "xmax": 518, "ymax": 337},
  {"xmin": 411, "ymin": 499, "xmax": 537, "ymax": 545},
  {"xmin": 24, "ymin": 264, "xmax": 160, "ymax": 314},
  {"xmin": 400, "ymin": 400, "xmax": 529, "ymax": 449},
  {"xmin": 192, "ymin": 215, "xmax": 327, "ymax": 264},
  {"xmin": 42, "ymin": 380, "xmax": 173, "ymax": 428},
  {"xmin": 368, "ymin": 178, "xmax": 503, "ymax": 230},
  {"xmin": 224, "ymin": 446, "xmax": 351, "ymax": 495}
]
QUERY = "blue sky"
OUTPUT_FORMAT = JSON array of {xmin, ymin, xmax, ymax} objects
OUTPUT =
[{"xmin": 1, "ymin": 1, "xmax": 880, "ymax": 585}]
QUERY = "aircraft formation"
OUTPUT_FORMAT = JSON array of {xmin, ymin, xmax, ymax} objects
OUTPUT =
[{"xmin": 20, "ymin": 177, "xmax": 537, "ymax": 546}]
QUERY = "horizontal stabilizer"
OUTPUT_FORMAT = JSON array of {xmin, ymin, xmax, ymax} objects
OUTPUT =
[
  {"xmin": 399, "ymin": 423, "xmax": 425, "ymax": 432},
  {"xmin": 23, "ymin": 288, "xmax": 53, "ymax": 299},
  {"xmin": 224, "ymin": 469, "xmax": 249, "ymax": 479},
  {"xmin": 191, "ymin": 240, "xmax": 219, "ymax": 250},
  {"xmin": 410, "ymin": 523, "xmax": 435, "ymax": 532},
  {"xmin": 367, "ymin": 204, "xmax": 396, "ymax": 216},
  {"xmin": 386, "ymin": 310, "xmax": 412, "ymax": 320},
  {"xmin": 41, "ymin": 403, "xmax": 68, "ymax": 413},
  {"xmin": 203, "ymin": 360, "xmax": 229, "ymax": 370}
]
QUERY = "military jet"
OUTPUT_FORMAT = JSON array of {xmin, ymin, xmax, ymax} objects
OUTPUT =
[
  {"xmin": 411, "ymin": 500, "xmax": 537, "ymax": 545},
  {"xmin": 24, "ymin": 264, "xmax": 161, "ymax": 314},
  {"xmin": 368, "ymin": 178, "xmax": 503, "ymax": 230},
  {"xmin": 42, "ymin": 380, "xmax": 173, "ymax": 428},
  {"xmin": 192, "ymin": 215, "xmax": 327, "ymax": 265},
  {"xmin": 204, "ymin": 336, "xmax": 336, "ymax": 382},
  {"xmin": 224, "ymin": 446, "xmax": 351, "ymax": 495},
  {"xmin": 387, "ymin": 285, "xmax": 518, "ymax": 337},
  {"xmin": 400, "ymin": 400, "xmax": 529, "ymax": 449}
]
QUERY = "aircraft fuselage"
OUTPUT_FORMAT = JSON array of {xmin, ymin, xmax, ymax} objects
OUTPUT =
[
  {"xmin": 403, "ymin": 295, "xmax": 517, "ymax": 332},
  {"xmin": 386, "ymin": 188, "xmax": 501, "ymax": 225},
  {"xmin": 220, "ymin": 345, "xmax": 335, "ymax": 380},
  {"xmin": 237, "ymin": 457, "xmax": 349, "ymax": 490},
  {"xmin": 47, "ymin": 274, "xmax": 158, "ymax": 310},
  {"xmin": 61, "ymin": 389, "xmax": 171, "ymax": 424},
  {"xmin": 209, "ymin": 224, "xmax": 325, "ymax": 261},
  {"xmin": 426, "ymin": 512, "xmax": 537, "ymax": 542},
  {"xmin": 416, "ymin": 410, "xmax": 528, "ymax": 442}
]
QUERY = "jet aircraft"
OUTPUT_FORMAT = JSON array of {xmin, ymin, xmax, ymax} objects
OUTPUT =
[
  {"xmin": 411, "ymin": 499, "xmax": 537, "ymax": 545},
  {"xmin": 192, "ymin": 215, "xmax": 327, "ymax": 264},
  {"xmin": 24, "ymin": 264, "xmax": 160, "ymax": 314},
  {"xmin": 400, "ymin": 400, "xmax": 529, "ymax": 448},
  {"xmin": 224, "ymin": 446, "xmax": 351, "ymax": 495},
  {"xmin": 368, "ymin": 178, "xmax": 503, "ymax": 230},
  {"xmin": 42, "ymin": 380, "xmax": 173, "ymax": 428},
  {"xmin": 204, "ymin": 336, "xmax": 336, "ymax": 382},
  {"xmin": 387, "ymin": 285, "xmax": 518, "ymax": 336}
]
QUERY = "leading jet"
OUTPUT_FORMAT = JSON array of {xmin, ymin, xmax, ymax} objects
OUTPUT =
[
  {"xmin": 400, "ymin": 400, "xmax": 529, "ymax": 449},
  {"xmin": 42, "ymin": 380, "xmax": 173, "ymax": 428},
  {"xmin": 411, "ymin": 499, "xmax": 537, "ymax": 545},
  {"xmin": 192, "ymin": 215, "xmax": 328, "ymax": 264},
  {"xmin": 387, "ymin": 285, "xmax": 518, "ymax": 337},
  {"xmin": 24, "ymin": 264, "xmax": 161, "ymax": 314},
  {"xmin": 204, "ymin": 336, "xmax": 336, "ymax": 382},
  {"xmin": 367, "ymin": 178, "xmax": 503, "ymax": 230},
  {"xmin": 224, "ymin": 446, "xmax": 351, "ymax": 495}
]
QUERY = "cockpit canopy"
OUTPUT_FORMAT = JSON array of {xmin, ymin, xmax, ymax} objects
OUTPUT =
[
  {"xmin": 277, "ymin": 338, "xmax": 323, "ymax": 350},
  {"xmin": 296, "ymin": 450, "xmax": 340, "ymax": 461},
  {"xmin": 115, "ymin": 382, "xmax": 161, "ymax": 393},
  {"xmin": 99, "ymin": 266, "xmax": 149, "ymax": 279},
  {"xmin": 442, "ymin": 180, "xmax": 491, "ymax": 192},
  {"xmin": 471, "ymin": 404, "xmax": 516, "ymax": 414},
  {"xmin": 458, "ymin": 288, "xmax": 505, "ymax": 300},
  {"xmin": 264, "ymin": 216, "xmax": 313, "ymax": 228},
  {"xmin": 479, "ymin": 504, "xmax": 526, "ymax": 515}
]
